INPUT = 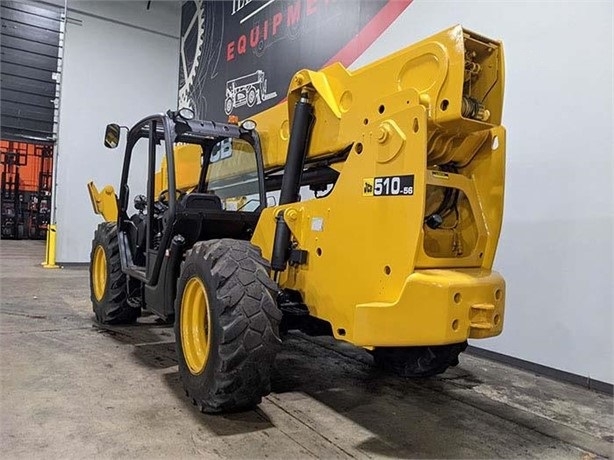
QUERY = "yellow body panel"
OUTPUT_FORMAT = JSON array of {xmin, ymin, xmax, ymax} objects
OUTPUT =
[
  {"xmin": 87, "ymin": 181, "xmax": 118, "ymax": 222},
  {"xmin": 249, "ymin": 25, "xmax": 507, "ymax": 346},
  {"xmin": 155, "ymin": 145, "xmax": 201, "ymax": 197},
  {"xmin": 353, "ymin": 269, "xmax": 505, "ymax": 346},
  {"xmin": 251, "ymin": 26, "xmax": 504, "ymax": 170}
]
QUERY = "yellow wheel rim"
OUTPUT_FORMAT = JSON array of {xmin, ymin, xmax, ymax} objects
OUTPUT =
[
  {"xmin": 92, "ymin": 245, "xmax": 107, "ymax": 301},
  {"xmin": 180, "ymin": 277, "xmax": 211, "ymax": 375}
]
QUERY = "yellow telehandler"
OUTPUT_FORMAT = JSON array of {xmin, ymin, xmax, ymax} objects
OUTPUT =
[{"xmin": 88, "ymin": 25, "xmax": 506, "ymax": 413}]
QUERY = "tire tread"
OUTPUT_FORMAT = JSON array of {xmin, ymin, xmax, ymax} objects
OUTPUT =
[
  {"xmin": 372, "ymin": 342, "xmax": 468, "ymax": 378},
  {"xmin": 177, "ymin": 239, "xmax": 281, "ymax": 413},
  {"xmin": 89, "ymin": 222, "xmax": 140, "ymax": 325}
]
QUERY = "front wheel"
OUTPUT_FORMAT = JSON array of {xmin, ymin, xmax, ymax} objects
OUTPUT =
[
  {"xmin": 175, "ymin": 239, "xmax": 281, "ymax": 413},
  {"xmin": 224, "ymin": 97, "xmax": 234, "ymax": 115},
  {"xmin": 371, "ymin": 342, "xmax": 467, "ymax": 378},
  {"xmin": 89, "ymin": 222, "xmax": 140, "ymax": 324}
]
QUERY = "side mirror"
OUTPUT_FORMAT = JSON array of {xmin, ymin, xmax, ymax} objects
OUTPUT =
[{"xmin": 104, "ymin": 123, "xmax": 121, "ymax": 149}]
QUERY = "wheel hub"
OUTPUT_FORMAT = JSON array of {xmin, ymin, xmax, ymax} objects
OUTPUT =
[
  {"xmin": 181, "ymin": 277, "xmax": 211, "ymax": 375},
  {"xmin": 92, "ymin": 245, "xmax": 107, "ymax": 301}
]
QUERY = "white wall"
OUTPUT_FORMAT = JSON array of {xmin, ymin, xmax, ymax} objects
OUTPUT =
[
  {"xmin": 353, "ymin": 1, "xmax": 613, "ymax": 383},
  {"xmin": 55, "ymin": 1, "xmax": 180, "ymax": 263}
]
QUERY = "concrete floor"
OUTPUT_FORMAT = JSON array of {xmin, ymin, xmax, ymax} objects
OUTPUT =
[{"xmin": 1, "ymin": 241, "xmax": 612, "ymax": 459}]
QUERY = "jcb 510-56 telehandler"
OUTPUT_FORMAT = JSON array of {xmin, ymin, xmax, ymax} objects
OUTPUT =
[{"xmin": 88, "ymin": 26, "xmax": 506, "ymax": 413}]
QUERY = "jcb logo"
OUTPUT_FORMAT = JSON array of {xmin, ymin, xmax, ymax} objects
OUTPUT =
[
  {"xmin": 363, "ymin": 178, "xmax": 374, "ymax": 196},
  {"xmin": 210, "ymin": 138, "xmax": 233, "ymax": 163}
]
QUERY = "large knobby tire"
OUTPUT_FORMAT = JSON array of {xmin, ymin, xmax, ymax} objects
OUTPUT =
[
  {"xmin": 175, "ymin": 239, "xmax": 282, "ymax": 413},
  {"xmin": 89, "ymin": 222, "xmax": 140, "ymax": 324},
  {"xmin": 371, "ymin": 342, "xmax": 468, "ymax": 378}
]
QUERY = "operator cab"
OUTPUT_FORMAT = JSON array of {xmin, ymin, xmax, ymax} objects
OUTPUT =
[{"xmin": 104, "ymin": 109, "xmax": 266, "ymax": 288}]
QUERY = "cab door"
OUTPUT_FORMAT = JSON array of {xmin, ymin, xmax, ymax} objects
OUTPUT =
[{"xmin": 117, "ymin": 117, "xmax": 176, "ymax": 285}]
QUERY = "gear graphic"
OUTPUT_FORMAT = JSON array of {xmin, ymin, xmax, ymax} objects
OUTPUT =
[{"xmin": 178, "ymin": 0, "xmax": 205, "ymax": 111}]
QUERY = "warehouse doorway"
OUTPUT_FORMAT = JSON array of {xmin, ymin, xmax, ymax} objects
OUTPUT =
[
  {"xmin": 0, "ymin": 1, "xmax": 63, "ymax": 242},
  {"xmin": 0, "ymin": 141, "xmax": 53, "ymax": 240}
]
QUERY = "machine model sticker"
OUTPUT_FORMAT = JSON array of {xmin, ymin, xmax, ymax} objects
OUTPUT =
[
  {"xmin": 224, "ymin": 70, "xmax": 277, "ymax": 115},
  {"xmin": 363, "ymin": 175, "xmax": 414, "ymax": 197}
]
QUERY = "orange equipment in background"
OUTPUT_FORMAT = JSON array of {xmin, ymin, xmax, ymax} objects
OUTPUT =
[{"xmin": 0, "ymin": 140, "xmax": 53, "ymax": 239}]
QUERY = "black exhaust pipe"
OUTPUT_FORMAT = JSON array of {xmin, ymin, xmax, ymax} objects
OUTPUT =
[{"xmin": 271, "ymin": 91, "xmax": 314, "ymax": 272}]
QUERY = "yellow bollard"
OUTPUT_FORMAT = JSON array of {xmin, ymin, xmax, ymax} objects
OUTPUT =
[{"xmin": 42, "ymin": 224, "xmax": 60, "ymax": 269}]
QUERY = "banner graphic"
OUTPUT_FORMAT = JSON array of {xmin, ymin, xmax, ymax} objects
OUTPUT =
[{"xmin": 178, "ymin": 0, "xmax": 412, "ymax": 120}]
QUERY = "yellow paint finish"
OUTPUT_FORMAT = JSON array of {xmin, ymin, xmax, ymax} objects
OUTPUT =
[
  {"xmin": 252, "ymin": 106, "xmax": 431, "ymax": 342},
  {"xmin": 180, "ymin": 277, "xmax": 211, "ymax": 375},
  {"xmin": 251, "ymin": 25, "xmax": 505, "ymax": 170},
  {"xmin": 42, "ymin": 224, "xmax": 59, "ymax": 269},
  {"xmin": 154, "ymin": 144, "xmax": 202, "ymax": 197},
  {"xmin": 92, "ymin": 245, "xmax": 107, "ymax": 301},
  {"xmin": 353, "ymin": 269, "xmax": 505, "ymax": 346},
  {"xmin": 251, "ymin": 26, "xmax": 507, "ymax": 347},
  {"xmin": 87, "ymin": 181, "xmax": 118, "ymax": 222}
]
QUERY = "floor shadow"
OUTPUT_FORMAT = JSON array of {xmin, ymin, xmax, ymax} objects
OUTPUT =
[
  {"xmin": 161, "ymin": 371, "xmax": 275, "ymax": 436},
  {"xmin": 93, "ymin": 316, "xmax": 178, "ymax": 369},
  {"xmin": 92, "ymin": 315, "xmax": 173, "ymax": 344},
  {"xmin": 95, "ymin": 316, "xmax": 276, "ymax": 436},
  {"xmin": 269, "ymin": 334, "xmax": 554, "ymax": 459},
  {"xmin": 92, "ymin": 319, "xmax": 591, "ymax": 458}
]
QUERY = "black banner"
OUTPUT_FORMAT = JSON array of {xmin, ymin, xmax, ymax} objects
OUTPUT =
[{"xmin": 179, "ymin": 0, "xmax": 411, "ymax": 120}]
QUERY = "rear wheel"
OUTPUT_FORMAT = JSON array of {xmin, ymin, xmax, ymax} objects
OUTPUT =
[
  {"xmin": 247, "ymin": 88, "xmax": 257, "ymax": 107},
  {"xmin": 371, "ymin": 342, "xmax": 467, "ymax": 378},
  {"xmin": 175, "ymin": 239, "xmax": 281, "ymax": 413},
  {"xmin": 89, "ymin": 222, "xmax": 140, "ymax": 324}
]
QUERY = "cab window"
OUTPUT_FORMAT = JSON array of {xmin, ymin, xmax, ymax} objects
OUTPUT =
[{"xmin": 205, "ymin": 138, "xmax": 261, "ymax": 212}]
